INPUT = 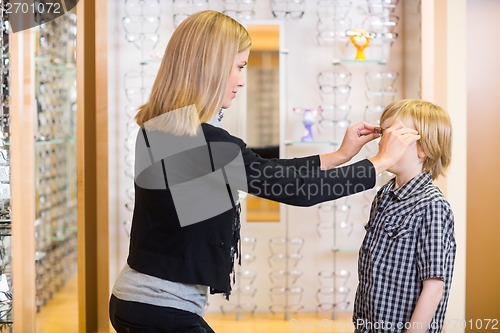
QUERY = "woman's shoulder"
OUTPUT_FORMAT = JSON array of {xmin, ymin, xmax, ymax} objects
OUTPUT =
[{"xmin": 201, "ymin": 123, "xmax": 246, "ymax": 147}]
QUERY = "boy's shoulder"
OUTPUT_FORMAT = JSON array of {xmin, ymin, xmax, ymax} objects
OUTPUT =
[
  {"xmin": 378, "ymin": 175, "xmax": 453, "ymax": 216},
  {"xmin": 417, "ymin": 182, "xmax": 455, "ymax": 225}
]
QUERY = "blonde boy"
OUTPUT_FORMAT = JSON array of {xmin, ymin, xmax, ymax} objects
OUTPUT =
[{"xmin": 353, "ymin": 100, "xmax": 456, "ymax": 333}]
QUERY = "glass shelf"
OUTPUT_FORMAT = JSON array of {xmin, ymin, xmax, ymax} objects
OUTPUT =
[
  {"xmin": 34, "ymin": 136, "xmax": 76, "ymax": 146},
  {"xmin": 332, "ymin": 58, "xmax": 387, "ymax": 65},
  {"xmin": 285, "ymin": 140, "xmax": 338, "ymax": 146},
  {"xmin": 0, "ymin": 136, "xmax": 75, "ymax": 147},
  {"xmin": 34, "ymin": 56, "xmax": 76, "ymax": 72}
]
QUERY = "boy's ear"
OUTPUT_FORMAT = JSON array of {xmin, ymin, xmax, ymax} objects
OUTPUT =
[{"xmin": 417, "ymin": 144, "xmax": 427, "ymax": 159}]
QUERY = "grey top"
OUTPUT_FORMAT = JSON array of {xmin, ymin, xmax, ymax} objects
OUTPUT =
[{"xmin": 112, "ymin": 264, "xmax": 208, "ymax": 316}]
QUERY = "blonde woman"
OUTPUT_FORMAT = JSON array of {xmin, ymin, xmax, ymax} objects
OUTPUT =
[
  {"xmin": 354, "ymin": 100, "xmax": 456, "ymax": 333},
  {"xmin": 110, "ymin": 10, "xmax": 419, "ymax": 333}
]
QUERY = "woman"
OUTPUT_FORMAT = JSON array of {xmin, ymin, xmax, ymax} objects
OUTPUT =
[{"xmin": 110, "ymin": 10, "xmax": 419, "ymax": 333}]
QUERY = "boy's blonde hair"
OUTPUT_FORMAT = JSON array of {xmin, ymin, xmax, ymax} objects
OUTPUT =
[
  {"xmin": 380, "ymin": 99, "xmax": 452, "ymax": 180},
  {"xmin": 135, "ymin": 10, "xmax": 252, "ymax": 135}
]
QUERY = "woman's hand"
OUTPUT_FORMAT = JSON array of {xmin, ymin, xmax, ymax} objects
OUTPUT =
[
  {"xmin": 368, "ymin": 120, "xmax": 420, "ymax": 175},
  {"xmin": 320, "ymin": 122, "xmax": 380, "ymax": 170}
]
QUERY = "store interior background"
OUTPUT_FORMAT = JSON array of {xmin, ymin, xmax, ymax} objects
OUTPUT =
[
  {"xmin": 108, "ymin": 0, "xmax": 422, "ymax": 318},
  {"xmin": 7, "ymin": 0, "xmax": 500, "ymax": 332}
]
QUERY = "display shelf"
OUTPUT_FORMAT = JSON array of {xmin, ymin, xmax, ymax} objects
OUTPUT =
[
  {"xmin": 34, "ymin": 136, "xmax": 76, "ymax": 146},
  {"xmin": 7, "ymin": 8, "xmax": 79, "ymax": 332},
  {"xmin": 284, "ymin": 140, "xmax": 337, "ymax": 146},
  {"xmin": 332, "ymin": 58, "xmax": 387, "ymax": 65}
]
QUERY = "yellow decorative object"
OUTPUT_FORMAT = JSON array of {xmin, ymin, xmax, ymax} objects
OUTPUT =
[{"xmin": 348, "ymin": 29, "xmax": 371, "ymax": 60}]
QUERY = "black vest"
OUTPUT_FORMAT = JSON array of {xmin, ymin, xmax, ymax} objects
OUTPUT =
[{"xmin": 127, "ymin": 123, "xmax": 376, "ymax": 296}]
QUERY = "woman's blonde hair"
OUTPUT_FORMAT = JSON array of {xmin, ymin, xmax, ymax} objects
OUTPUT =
[
  {"xmin": 136, "ymin": 10, "xmax": 252, "ymax": 135},
  {"xmin": 380, "ymin": 99, "xmax": 452, "ymax": 180}
]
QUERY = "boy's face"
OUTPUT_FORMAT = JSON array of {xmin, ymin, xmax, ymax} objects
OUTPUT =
[{"xmin": 380, "ymin": 116, "xmax": 425, "ymax": 176}]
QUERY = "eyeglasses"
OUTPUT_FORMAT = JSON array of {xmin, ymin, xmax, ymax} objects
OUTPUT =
[
  {"xmin": 316, "ymin": 300, "xmax": 351, "ymax": 312},
  {"xmin": 316, "ymin": 285, "xmax": 351, "ymax": 302},
  {"xmin": 126, "ymin": 105, "xmax": 139, "ymax": 118},
  {"xmin": 269, "ymin": 237, "xmax": 304, "ymax": 254},
  {"xmin": 124, "ymin": 32, "xmax": 159, "ymax": 50},
  {"xmin": 317, "ymin": 219, "xmax": 353, "ymax": 237},
  {"xmin": 223, "ymin": 9, "xmax": 256, "ymax": 20},
  {"xmin": 125, "ymin": 202, "xmax": 135, "ymax": 212},
  {"xmin": 316, "ymin": 0, "xmax": 352, "ymax": 21},
  {"xmin": 363, "ymin": 104, "xmax": 385, "ymax": 124},
  {"xmin": 365, "ymin": 71, "xmax": 398, "ymax": 90},
  {"xmin": 122, "ymin": 15, "xmax": 160, "ymax": 49},
  {"xmin": 241, "ymin": 253, "xmax": 256, "ymax": 265},
  {"xmin": 318, "ymin": 269, "xmax": 350, "ymax": 284},
  {"xmin": 268, "ymin": 253, "xmax": 303, "ymax": 268},
  {"xmin": 222, "ymin": 0, "xmax": 256, "ymax": 21},
  {"xmin": 317, "ymin": 118, "xmax": 351, "ymax": 133},
  {"xmin": 366, "ymin": 0, "xmax": 400, "ymax": 14},
  {"xmin": 241, "ymin": 236, "xmax": 257, "ymax": 251},
  {"xmin": 362, "ymin": 14, "xmax": 399, "ymax": 33},
  {"xmin": 270, "ymin": 286, "xmax": 304, "ymax": 303},
  {"xmin": 123, "ymin": 69, "xmax": 156, "ymax": 105},
  {"xmin": 172, "ymin": 0, "xmax": 209, "ymax": 27},
  {"xmin": 125, "ymin": 0, "xmax": 161, "ymax": 18},
  {"xmin": 122, "ymin": 16, "xmax": 160, "ymax": 35},
  {"xmin": 317, "ymin": 201, "xmax": 351, "ymax": 217},
  {"xmin": 369, "ymin": 31, "xmax": 399, "ymax": 46},
  {"xmin": 269, "ymin": 269, "xmax": 303, "ymax": 284},
  {"xmin": 237, "ymin": 269, "xmax": 257, "ymax": 284},
  {"xmin": 271, "ymin": 0, "xmax": 305, "ymax": 19},
  {"xmin": 318, "ymin": 69, "xmax": 352, "ymax": 87},
  {"xmin": 365, "ymin": 87, "xmax": 397, "ymax": 105},
  {"xmin": 316, "ymin": 18, "xmax": 351, "ymax": 34},
  {"xmin": 233, "ymin": 285, "xmax": 257, "ymax": 297},
  {"xmin": 123, "ymin": 219, "xmax": 132, "ymax": 238},
  {"xmin": 318, "ymin": 104, "xmax": 351, "ymax": 122},
  {"xmin": 319, "ymin": 85, "xmax": 351, "ymax": 103}
]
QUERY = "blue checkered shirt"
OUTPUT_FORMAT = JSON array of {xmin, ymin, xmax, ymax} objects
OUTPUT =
[{"xmin": 353, "ymin": 173, "xmax": 456, "ymax": 333}]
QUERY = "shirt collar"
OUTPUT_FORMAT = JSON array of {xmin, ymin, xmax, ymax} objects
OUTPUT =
[{"xmin": 385, "ymin": 172, "xmax": 433, "ymax": 201}]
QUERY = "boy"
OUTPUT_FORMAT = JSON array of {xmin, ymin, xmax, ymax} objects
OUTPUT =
[{"xmin": 353, "ymin": 100, "xmax": 456, "ymax": 333}]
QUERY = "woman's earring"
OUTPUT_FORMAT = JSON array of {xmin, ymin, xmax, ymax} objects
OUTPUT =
[{"xmin": 217, "ymin": 109, "xmax": 224, "ymax": 122}]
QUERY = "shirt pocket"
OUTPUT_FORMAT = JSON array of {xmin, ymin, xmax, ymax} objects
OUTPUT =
[{"xmin": 383, "ymin": 214, "xmax": 415, "ymax": 239}]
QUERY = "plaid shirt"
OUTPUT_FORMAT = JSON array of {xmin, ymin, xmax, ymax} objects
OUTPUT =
[{"xmin": 353, "ymin": 173, "xmax": 456, "ymax": 333}]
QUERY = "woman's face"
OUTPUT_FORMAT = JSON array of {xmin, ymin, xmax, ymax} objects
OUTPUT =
[{"xmin": 222, "ymin": 48, "xmax": 250, "ymax": 109}]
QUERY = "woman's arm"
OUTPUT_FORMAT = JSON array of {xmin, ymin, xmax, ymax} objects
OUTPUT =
[{"xmin": 406, "ymin": 278, "xmax": 444, "ymax": 333}]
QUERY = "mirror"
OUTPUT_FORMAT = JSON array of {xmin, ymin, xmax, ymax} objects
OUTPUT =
[{"xmin": 245, "ymin": 23, "xmax": 281, "ymax": 223}]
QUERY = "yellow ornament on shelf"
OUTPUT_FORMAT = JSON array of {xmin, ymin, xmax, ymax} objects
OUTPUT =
[{"xmin": 347, "ymin": 29, "xmax": 372, "ymax": 60}]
